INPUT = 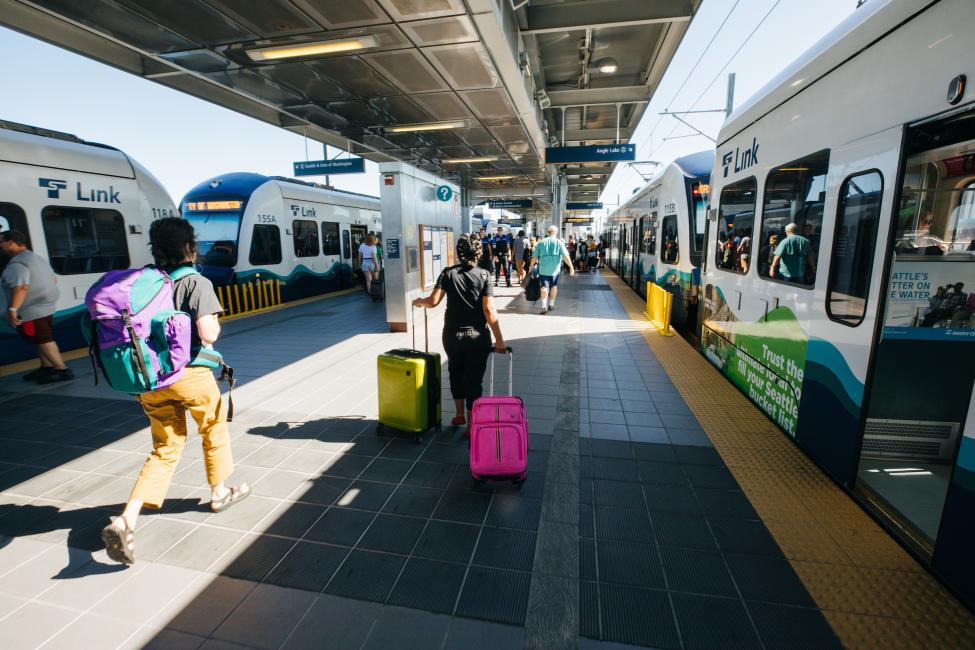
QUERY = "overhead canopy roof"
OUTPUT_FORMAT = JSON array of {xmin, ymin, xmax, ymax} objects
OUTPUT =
[{"xmin": 1, "ymin": 0, "xmax": 698, "ymax": 198}]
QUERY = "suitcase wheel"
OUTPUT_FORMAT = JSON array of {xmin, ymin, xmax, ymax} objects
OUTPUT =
[
  {"xmin": 413, "ymin": 433, "xmax": 422, "ymax": 444},
  {"xmin": 376, "ymin": 423, "xmax": 385, "ymax": 435}
]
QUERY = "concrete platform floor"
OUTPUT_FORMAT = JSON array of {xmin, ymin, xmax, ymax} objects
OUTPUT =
[{"xmin": 0, "ymin": 271, "xmax": 968, "ymax": 649}]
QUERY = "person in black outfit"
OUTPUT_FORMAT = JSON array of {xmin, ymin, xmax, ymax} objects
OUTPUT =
[
  {"xmin": 413, "ymin": 235, "xmax": 506, "ymax": 435},
  {"xmin": 476, "ymin": 229, "xmax": 495, "ymax": 276},
  {"xmin": 493, "ymin": 226, "xmax": 512, "ymax": 287}
]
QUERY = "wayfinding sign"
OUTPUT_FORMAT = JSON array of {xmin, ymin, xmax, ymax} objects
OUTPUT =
[
  {"xmin": 436, "ymin": 185, "xmax": 453, "ymax": 202},
  {"xmin": 545, "ymin": 143, "xmax": 635, "ymax": 164},
  {"xmin": 487, "ymin": 199, "xmax": 533, "ymax": 209},
  {"xmin": 293, "ymin": 158, "xmax": 365, "ymax": 176},
  {"xmin": 566, "ymin": 202, "xmax": 603, "ymax": 210},
  {"xmin": 565, "ymin": 217, "xmax": 593, "ymax": 224}
]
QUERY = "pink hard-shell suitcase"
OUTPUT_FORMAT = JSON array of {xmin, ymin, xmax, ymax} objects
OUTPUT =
[{"xmin": 470, "ymin": 348, "xmax": 529, "ymax": 484}]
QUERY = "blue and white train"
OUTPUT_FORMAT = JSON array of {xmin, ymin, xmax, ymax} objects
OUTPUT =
[
  {"xmin": 0, "ymin": 121, "xmax": 175, "ymax": 365},
  {"xmin": 180, "ymin": 173, "xmax": 381, "ymax": 299}
]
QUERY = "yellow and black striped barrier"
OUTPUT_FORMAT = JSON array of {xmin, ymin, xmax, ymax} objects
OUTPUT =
[
  {"xmin": 216, "ymin": 277, "xmax": 282, "ymax": 317},
  {"xmin": 646, "ymin": 282, "xmax": 674, "ymax": 336}
]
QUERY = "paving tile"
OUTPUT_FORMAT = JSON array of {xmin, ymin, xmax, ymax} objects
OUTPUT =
[
  {"xmin": 324, "ymin": 549, "xmax": 405, "ymax": 602},
  {"xmin": 251, "ymin": 470, "xmax": 311, "ymax": 499},
  {"xmin": 0, "ymin": 600, "xmax": 78, "ymax": 649},
  {"xmin": 485, "ymin": 494, "xmax": 542, "ymax": 530},
  {"xmin": 239, "ymin": 445, "xmax": 296, "ymax": 469},
  {"xmin": 591, "ymin": 457, "xmax": 639, "ymax": 482},
  {"xmin": 473, "ymin": 526, "xmax": 537, "ymax": 571},
  {"xmin": 595, "ymin": 507, "xmax": 654, "ymax": 543},
  {"xmin": 684, "ymin": 465, "xmax": 739, "ymax": 490},
  {"xmin": 589, "ymin": 440, "xmax": 632, "ymax": 459},
  {"xmin": 660, "ymin": 546, "xmax": 737, "ymax": 597},
  {"xmin": 125, "ymin": 628, "xmax": 206, "ymax": 650},
  {"xmin": 282, "ymin": 594, "xmax": 381, "ymax": 650},
  {"xmin": 414, "ymin": 520, "xmax": 479, "ymax": 564},
  {"xmin": 1, "ymin": 543, "xmax": 92, "ymax": 598},
  {"xmin": 644, "ymin": 484, "xmax": 700, "ymax": 514},
  {"xmin": 651, "ymin": 511, "xmax": 717, "ymax": 550},
  {"xmin": 580, "ymin": 580, "xmax": 600, "ymax": 639},
  {"xmin": 708, "ymin": 517, "xmax": 782, "ymax": 557},
  {"xmin": 265, "ymin": 540, "xmax": 347, "ymax": 592},
  {"xmin": 304, "ymin": 507, "xmax": 374, "ymax": 546},
  {"xmin": 98, "ymin": 562, "xmax": 203, "ymax": 623},
  {"xmin": 433, "ymin": 490, "xmax": 492, "ymax": 524},
  {"xmin": 593, "ymin": 480, "xmax": 645, "ymax": 509},
  {"xmin": 212, "ymin": 583, "xmax": 316, "ymax": 649},
  {"xmin": 152, "ymin": 575, "xmax": 255, "ymax": 637},
  {"xmin": 220, "ymin": 533, "xmax": 294, "ymax": 582},
  {"xmin": 293, "ymin": 475, "xmax": 350, "ymax": 506},
  {"xmin": 442, "ymin": 617, "xmax": 524, "ymax": 650},
  {"xmin": 747, "ymin": 601, "xmax": 843, "ymax": 649},
  {"xmin": 667, "ymin": 428, "xmax": 713, "ymax": 446},
  {"xmin": 0, "ymin": 535, "xmax": 61, "ymax": 575},
  {"xmin": 673, "ymin": 446, "xmax": 723, "ymax": 467},
  {"xmin": 382, "ymin": 484, "xmax": 443, "ymax": 518},
  {"xmin": 283, "ymin": 450, "xmax": 335, "ymax": 474},
  {"xmin": 597, "ymin": 539, "xmax": 665, "ymax": 589},
  {"xmin": 580, "ymin": 538, "xmax": 597, "ymax": 582},
  {"xmin": 631, "ymin": 442, "xmax": 678, "ymax": 463},
  {"xmin": 600, "ymin": 584, "xmax": 679, "ymax": 649},
  {"xmin": 420, "ymin": 444, "xmax": 466, "ymax": 465},
  {"xmin": 358, "ymin": 514, "xmax": 426, "ymax": 554},
  {"xmin": 672, "ymin": 592, "xmax": 761, "ymax": 650},
  {"xmin": 379, "ymin": 439, "xmax": 427, "ymax": 461},
  {"xmin": 725, "ymin": 554, "xmax": 815, "ymax": 607},
  {"xmin": 335, "ymin": 480, "xmax": 396, "ymax": 511},
  {"xmin": 695, "ymin": 489, "xmax": 757, "ymax": 519},
  {"xmin": 256, "ymin": 502, "xmax": 325, "ymax": 538},
  {"xmin": 209, "ymin": 495, "xmax": 280, "ymax": 532},
  {"xmin": 660, "ymin": 414, "xmax": 703, "ymax": 430},
  {"xmin": 588, "ymin": 423, "xmax": 630, "ymax": 441},
  {"xmin": 387, "ymin": 557, "xmax": 467, "ymax": 614},
  {"xmin": 626, "ymin": 425, "xmax": 669, "ymax": 444},
  {"xmin": 403, "ymin": 461, "xmax": 455, "ymax": 488},
  {"xmin": 156, "ymin": 525, "xmax": 242, "ymax": 572},
  {"xmin": 321, "ymin": 454, "xmax": 371, "ymax": 479},
  {"xmin": 345, "ymin": 436, "xmax": 391, "ymax": 457},
  {"xmin": 637, "ymin": 460, "xmax": 687, "ymax": 485},
  {"xmin": 455, "ymin": 566, "xmax": 531, "ymax": 625},
  {"xmin": 579, "ymin": 502, "xmax": 595, "ymax": 538},
  {"xmin": 362, "ymin": 605, "xmax": 450, "ymax": 650},
  {"xmin": 43, "ymin": 612, "xmax": 142, "ymax": 650}
]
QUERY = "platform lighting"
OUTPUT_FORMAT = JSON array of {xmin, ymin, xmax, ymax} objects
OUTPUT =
[
  {"xmin": 477, "ymin": 175, "xmax": 518, "ymax": 181},
  {"xmin": 386, "ymin": 120, "xmax": 466, "ymax": 133},
  {"xmin": 246, "ymin": 35, "xmax": 379, "ymax": 61},
  {"xmin": 441, "ymin": 156, "xmax": 498, "ymax": 164},
  {"xmin": 595, "ymin": 57, "xmax": 618, "ymax": 74}
]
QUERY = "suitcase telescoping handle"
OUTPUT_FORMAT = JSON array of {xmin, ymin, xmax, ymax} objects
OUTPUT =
[
  {"xmin": 487, "ymin": 346, "xmax": 514, "ymax": 397},
  {"xmin": 410, "ymin": 302, "xmax": 429, "ymax": 353}
]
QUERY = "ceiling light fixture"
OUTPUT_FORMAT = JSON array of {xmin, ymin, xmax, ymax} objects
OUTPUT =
[
  {"xmin": 386, "ymin": 120, "xmax": 466, "ymax": 133},
  {"xmin": 246, "ymin": 35, "xmax": 379, "ymax": 62},
  {"xmin": 441, "ymin": 156, "xmax": 498, "ymax": 164},
  {"xmin": 477, "ymin": 175, "xmax": 518, "ymax": 181},
  {"xmin": 595, "ymin": 57, "xmax": 618, "ymax": 74}
]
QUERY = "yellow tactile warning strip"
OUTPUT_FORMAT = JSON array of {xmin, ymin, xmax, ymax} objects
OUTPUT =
[{"xmin": 603, "ymin": 271, "xmax": 975, "ymax": 650}]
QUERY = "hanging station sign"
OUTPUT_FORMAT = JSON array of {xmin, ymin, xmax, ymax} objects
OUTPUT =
[
  {"xmin": 545, "ymin": 143, "xmax": 636, "ymax": 164},
  {"xmin": 565, "ymin": 216, "xmax": 593, "ymax": 224},
  {"xmin": 566, "ymin": 201, "xmax": 603, "ymax": 210},
  {"xmin": 487, "ymin": 198, "xmax": 533, "ymax": 209},
  {"xmin": 293, "ymin": 157, "xmax": 365, "ymax": 176}
]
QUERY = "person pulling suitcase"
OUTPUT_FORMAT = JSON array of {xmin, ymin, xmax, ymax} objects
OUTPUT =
[{"xmin": 412, "ymin": 234, "xmax": 506, "ymax": 436}]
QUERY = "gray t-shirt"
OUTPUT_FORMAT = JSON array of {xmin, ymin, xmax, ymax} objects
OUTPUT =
[
  {"xmin": 167, "ymin": 266, "xmax": 223, "ymax": 348},
  {"xmin": 1, "ymin": 250, "xmax": 59, "ymax": 321},
  {"xmin": 512, "ymin": 237, "xmax": 529, "ymax": 260}
]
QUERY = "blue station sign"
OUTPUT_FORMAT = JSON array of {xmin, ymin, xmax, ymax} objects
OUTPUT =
[
  {"xmin": 566, "ymin": 201, "xmax": 603, "ymax": 210},
  {"xmin": 487, "ymin": 199, "xmax": 534, "ymax": 209},
  {"xmin": 545, "ymin": 143, "xmax": 636, "ymax": 164},
  {"xmin": 293, "ymin": 157, "xmax": 365, "ymax": 176}
]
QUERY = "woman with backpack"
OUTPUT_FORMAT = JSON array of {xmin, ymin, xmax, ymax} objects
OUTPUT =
[{"xmin": 101, "ymin": 217, "xmax": 250, "ymax": 564}]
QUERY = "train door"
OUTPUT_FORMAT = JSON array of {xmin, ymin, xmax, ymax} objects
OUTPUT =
[
  {"xmin": 0, "ymin": 202, "xmax": 31, "ymax": 275},
  {"xmin": 633, "ymin": 217, "xmax": 645, "ymax": 293},
  {"xmin": 350, "ymin": 224, "xmax": 367, "ymax": 284},
  {"xmin": 856, "ymin": 110, "xmax": 975, "ymax": 557}
]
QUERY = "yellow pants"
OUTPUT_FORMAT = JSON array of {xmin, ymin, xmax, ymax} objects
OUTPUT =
[{"xmin": 130, "ymin": 366, "xmax": 234, "ymax": 509}]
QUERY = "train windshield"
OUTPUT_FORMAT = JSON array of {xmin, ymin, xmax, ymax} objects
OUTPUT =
[
  {"xmin": 688, "ymin": 179, "xmax": 709, "ymax": 266},
  {"xmin": 185, "ymin": 211, "xmax": 241, "ymax": 267}
]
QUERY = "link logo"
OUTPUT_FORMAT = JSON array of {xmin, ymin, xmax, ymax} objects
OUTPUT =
[
  {"xmin": 290, "ymin": 204, "xmax": 317, "ymax": 218},
  {"xmin": 38, "ymin": 178, "xmax": 68, "ymax": 198},
  {"xmin": 721, "ymin": 137, "xmax": 760, "ymax": 177}
]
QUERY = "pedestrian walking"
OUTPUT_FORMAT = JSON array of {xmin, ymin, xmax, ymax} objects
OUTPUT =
[
  {"xmin": 512, "ymin": 230, "xmax": 530, "ymax": 287},
  {"xmin": 492, "ymin": 226, "xmax": 513, "ymax": 287},
  {"xmin": 0, "ymin": 230, "xmax": 73, "ymax": 383},
  {"xmin": 530, "ymin": 225, "xmax": 575, "ymax": 313},
  {"xmin": 358, "ymin": 234, "xmax": 381, "ymax": 296},
  {"xmin": 413, "ymin": 234, "xmax": 506, "ymax": 435},
  {"xmin": 101, "ymin": 217, "xmax": 249, "ymax": 564}
]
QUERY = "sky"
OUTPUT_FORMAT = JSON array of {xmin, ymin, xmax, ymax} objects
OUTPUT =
[{"xmin": 0, "ymin": 0, "xmax": 857, "ymax": 210}]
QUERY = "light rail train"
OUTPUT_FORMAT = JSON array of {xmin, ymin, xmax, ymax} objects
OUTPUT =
[
  {"xmin": 0, "ymin": 121, "xmax": 175, "ymax": 365},
  {"xmin": 609, "ymin": 0, "xmax": 975, "ymax": 608},
  {"xmin": 180, "ymin": 173, "xmax": 381, "ymax": 299},
  {"xmin": 605, "ymin": 151, "xmax": 712, "ymax": 328}
]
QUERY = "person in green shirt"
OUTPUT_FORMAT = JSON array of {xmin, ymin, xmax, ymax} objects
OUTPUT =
[
  {"xmin": 770, "ymin": 222, "xmax": 816, "ymax": 283},
  {"xmin": 529, "ymin": 225, "xmax": 575, "ymax": 312}
]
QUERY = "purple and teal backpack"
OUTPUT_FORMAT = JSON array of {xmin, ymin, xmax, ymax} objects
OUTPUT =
[{"xmin": 82, "ymin": 266, "xmax": 199, "ymax": 394}]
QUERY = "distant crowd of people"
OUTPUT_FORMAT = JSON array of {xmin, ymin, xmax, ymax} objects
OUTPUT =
[{"xmin": 566, "ymin": 233, "xmax": 607, "ymax": 273}]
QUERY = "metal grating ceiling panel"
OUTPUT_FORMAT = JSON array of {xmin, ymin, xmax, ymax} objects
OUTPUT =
[
  {"xmin": 459, "ymin": 88, "xmax": 517, "ymax": 119},
  {"xmin": 411, "ymin": 92, "xmax": 474, "ymax": 120},
  {"xmin": 291, "ymin": 0, "xmax": 390, "ymax": 29},
  {"xmin": 120, "ymin": 0, "xmax": 257, "ymax": 47},
  {"xmin": 305, "ymin": 57, "xmax": 402, "ymax": 98},
  {"xmin": 362, "ymin": 50, "xmax": 451, "ymax": 94},
  {"xmin": 377, "ymin": 0, "xmax": 464, "ymax": 21},
  {"xmin": 203, "ymin": 0, "xmax": 320, "ymax": 39},
  {"xmin": 400, "ymin": 15, "xmax": 478, "ymax": 46},
  {"xmin": 425, "ymin": 43, "xmax": 499, "ymax": 91}
]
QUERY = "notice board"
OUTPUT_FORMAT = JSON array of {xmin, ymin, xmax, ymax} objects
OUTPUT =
[{"xmin": 419, "ymin": 224, "xmax": 452, "ymax": 289}]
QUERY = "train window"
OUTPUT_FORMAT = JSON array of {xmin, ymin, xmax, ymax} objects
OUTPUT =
[
  {"xmin": 0, "ymin": 203, "xmax": 31, "ymax": 275},
  {"xmin": 249, "ymin": 224, "xmax": 282, "ymax": 266},
  {"xmin": 41, "ymin": 206, "xmax": 129, "ymax": 275},
  {"xmin": 644, "ymin": 214, "xmax": 656, "ymax": 254},
  {"xmin": 827, "ymin": 171, "xmax": 883, "ymax": 326},
  {"xmin": 292, "ymin": 219, "xmax": 319, "ymax": 258},
  {"xmin": 716, "ymin": 177, "xmax": 756, "ymax": 274},
  {"xmin": 689, "ymin": 180, "xmax": 708, "ymax": 257},
  {"xmin": 342, "ymin": 229, "xmax": 351, "ymax": 259},
  {"xmin": 321, "ymin": 221, "xmax": 340, "ymax": 256},
  {"xmin": 661, "ymin": 214, "xmax": 679, "ymax": 263},
  {"xmin": 760, "ymin": 150, "xmax": 829, "ymax": 286}
]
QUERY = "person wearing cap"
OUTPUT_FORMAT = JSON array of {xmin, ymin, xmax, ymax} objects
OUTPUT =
[
  {"xmin": 769, "ymin": 222, "xmax": 816, "ymax": 283},
  {"xmin": 530, "ymin": 225, "xmax": 575, "ymax": 313}
]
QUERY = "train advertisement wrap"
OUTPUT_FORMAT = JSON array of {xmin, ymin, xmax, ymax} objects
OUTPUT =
[
  {"xmin": 882, "ymin": 260, "xmax": 975, "ymax": 340},
  {"xmin": 702, "ymin": 287, "xmax": 805, "ymax": 436}
]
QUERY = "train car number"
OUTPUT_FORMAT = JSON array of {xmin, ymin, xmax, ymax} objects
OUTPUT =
[
  {"xmin": 151, "ymin": 208, "xmax": 176, "ymax": 219},
  {"xmin": 257, "ymin": 214, "xmax": 277, "ymax": 223}
]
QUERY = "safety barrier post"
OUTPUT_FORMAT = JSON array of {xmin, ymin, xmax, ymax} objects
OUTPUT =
[
  {"xmin": 233, "ymin": 285, "xmax": 241, "ymax": 315},
  {"xmin": 275, "ymin": 279, "xmax": 282, "ymax": 305},
  {"xmin": 647, "ymin": 283, "xmax": 675, "ymax": 337}
]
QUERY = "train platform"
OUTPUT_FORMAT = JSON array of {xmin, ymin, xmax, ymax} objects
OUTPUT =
[{"xmin": 0, "ymin": 272, "xmax": 972, "ymax": 650}]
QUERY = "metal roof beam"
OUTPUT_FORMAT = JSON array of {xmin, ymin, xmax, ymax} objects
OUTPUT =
[
  {"xmin": 563, "ymin": 128, "xmax": 631, "ymax": 141},
  {"xmin": 564, "ymin": 166, "xmax": 615, "ymax": 176},
  {"xmin": 522, "ymin": 0, "xmax": 692, "ymax": 34},
  {"xmin": 547, "ymin": 86, "xmax": 649, "ymax": 107}
]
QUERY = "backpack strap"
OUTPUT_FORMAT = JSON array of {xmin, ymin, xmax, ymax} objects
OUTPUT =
[{"xmin": 167, "ymin": 265, "xmax": 200, "ymax": 282}]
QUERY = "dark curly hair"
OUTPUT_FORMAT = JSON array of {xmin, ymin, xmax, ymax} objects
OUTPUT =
[
  {"xmin": 149, "ymin": 217, "xmax": 197, "ymax": 268},
  {"xmin": 456, "ymin": 234, "xmax": 482, "ymax": 268}
]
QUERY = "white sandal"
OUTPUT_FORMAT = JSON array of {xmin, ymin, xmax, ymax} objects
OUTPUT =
[
  {"xmin": 101, "ymin": 517, "xmax": 136, "ymax": 564},
  {"xmin": 210, "ymin": 484, "xmax": 251, "ymax": 513}
]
